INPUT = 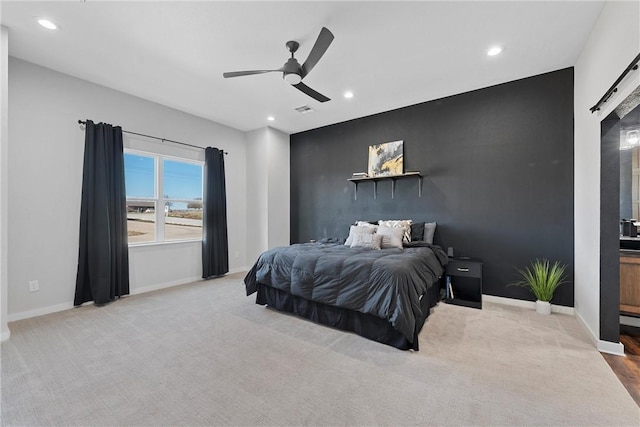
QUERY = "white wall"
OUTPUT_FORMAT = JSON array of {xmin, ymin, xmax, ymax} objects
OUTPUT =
[
  {"xmin": 1, "ymin": 26, "xmax": 9, "ymax": 340},
  {"xmin": 7, "ymin": 58, "xmax": 248, "ymax": 320},
  {"xmin": 245, "ymin": 127, "xmax": 290, "ymax": 265},
  {"xmin": 246, "ymin": 128, "xmax": 269, "ymax": 265},
  {"xmin": 574, "ymin": 1, "xmax": 640, "ymax": 349},
  {"xmin": 266, "ymin": 127, "xmax": 290, "ymax": 249}
]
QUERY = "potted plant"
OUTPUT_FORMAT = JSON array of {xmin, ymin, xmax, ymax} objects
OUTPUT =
[{"xmin": 512, "ymin": 259, "xmax": 568, "ymax": 315}]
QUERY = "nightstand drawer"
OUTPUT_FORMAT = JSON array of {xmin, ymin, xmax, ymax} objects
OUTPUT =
[{"xmin": 446, "ymin": 260, "xmax": 482, "ymax": 278}]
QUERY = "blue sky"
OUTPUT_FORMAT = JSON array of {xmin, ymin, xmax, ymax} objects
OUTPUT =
[{"xmin": 124, "ymin": 153, "xmax": 202, "ymax": 201}]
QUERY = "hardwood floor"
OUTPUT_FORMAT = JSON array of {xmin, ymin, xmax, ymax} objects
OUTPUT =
[{"xmin": 602, "ymin": 325, "xmax": 640, "ymax": 407}]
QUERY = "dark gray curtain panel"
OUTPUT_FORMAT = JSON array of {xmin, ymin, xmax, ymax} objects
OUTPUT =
[
  {"xmin": 202, "ymin": 147, "xmax": 229, "ymax": 278},
  {"xmin": 74, "ymin": 120, "xmax": 130, "ymax": 306}
]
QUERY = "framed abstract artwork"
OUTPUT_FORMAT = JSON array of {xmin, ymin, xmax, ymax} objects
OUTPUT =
[{"xmin": 368, "ymin": 140, "xmax": 404, "ymax": 177}]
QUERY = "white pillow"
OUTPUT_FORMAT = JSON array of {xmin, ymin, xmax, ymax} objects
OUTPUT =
[
  {"xmin": 376, "ymin": 225, "xmax": 405, "ymax": 249},
  {"xmin": 423, "ymin": 222, "xmax": 437, "ymax": 244},
  {"xmin": 345, "ymin": 225, "xmax": 376, "ymax": 246},
  {"xmin": 378, "ymin": 219, "xmax": 412, "ymax": 243},
  {"xmin": 350, "ymin": 233, "xmax": 382, "ymax": 250},
  {"xmin": 355, "ymin": 221, "xmax": 378, "ymax": 231}
]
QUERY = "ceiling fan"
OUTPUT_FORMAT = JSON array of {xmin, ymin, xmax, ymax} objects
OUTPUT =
[{"xmin": 223, "ymin": 27, "xmax": 334, "ymax": 103}]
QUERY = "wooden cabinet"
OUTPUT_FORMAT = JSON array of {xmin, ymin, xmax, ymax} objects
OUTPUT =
[{"xmin": 619, "ymin": 254, "xmax": 640, "ymax": 316}]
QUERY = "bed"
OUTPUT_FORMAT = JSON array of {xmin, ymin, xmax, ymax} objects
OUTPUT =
[{"xmin": 243, "ymin": 239, "xmax": 448, "ymax": 350}]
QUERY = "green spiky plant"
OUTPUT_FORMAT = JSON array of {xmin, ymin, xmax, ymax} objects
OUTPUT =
[{"xmin": 512, "ymin": 259, "xmax": 568, "ymax": 302}]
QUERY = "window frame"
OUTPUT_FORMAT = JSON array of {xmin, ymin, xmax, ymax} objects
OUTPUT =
[{"xmin": 124, "ymin": 148, "xmax": 204, "ymax": 246}]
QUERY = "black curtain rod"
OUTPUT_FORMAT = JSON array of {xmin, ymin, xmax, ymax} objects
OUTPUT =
[
  {"xmin": 590, "ymin": 52, "xmax": 640, "ymax": 113},
  {"xmin": 77, "ymin": 120, "xmax": 228, "ymax": 154}
]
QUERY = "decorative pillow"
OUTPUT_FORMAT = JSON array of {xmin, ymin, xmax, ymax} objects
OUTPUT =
[
  {"xmin": 355, "ymin": 221, "xmax": 378, "ymax": 231},
  {"xmin": 350, "ymin": 233, "xmax": 383, "ymax": 250},
  {"xmin": 378, "ymin": 219, "xmax": 412, "ymax": 243},
  {"xmin": 410, "ymin": 222, "xmax": 425, "ymax": 242},
  {"xmin": 376, "ymin": 225, "xmax": 405, "ymax": 249},
  {"xmin": 423, "ymin": 222, "xmax": 437, "ymax": 244},
  {"xmin": 344, "ymin": 225, "xmax": 376, "ymax": 246}
]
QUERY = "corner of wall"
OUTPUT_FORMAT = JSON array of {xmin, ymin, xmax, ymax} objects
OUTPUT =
[
  {"xmin": 244, "ymin": 128, "xmax": 269, "ymax": 264},
  {"xmin": 575, "ymin": 308, "xmax": 625, "ymax": 356},
  {"xmin": 1, "ymin": 25, "xmax": 10, "ymax": 340},
  {"xmin": 245, "ymin": 126, "xmax": 291, "ymax": 264},
  {"xmin": 266, "ymin": 127, "xmax": 290, "ymax": 248}
]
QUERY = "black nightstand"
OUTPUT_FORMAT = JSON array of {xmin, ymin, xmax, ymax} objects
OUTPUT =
[{"xmin": 445, "ymin": 257, "xmax": 483, "ymax": 309}]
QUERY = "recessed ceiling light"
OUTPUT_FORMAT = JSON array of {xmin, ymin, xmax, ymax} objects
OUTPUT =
[
  {"xmin": 344, "ymin": 91, "xmax": 354, "ymax": 99},
  {"xmin": 487, "ymin": 46, "xmax": 502, "ymax": 57},
  {"xmin": 37, "ymin": 19, "xmax": 57, "ymax": 30},
  {"xmin": 267, "ymin": 116, "xmax": 275, "ymax": 121}
]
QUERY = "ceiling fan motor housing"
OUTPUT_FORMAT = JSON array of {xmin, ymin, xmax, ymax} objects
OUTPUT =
[{"xmin": 282, "ymin": 57, "xmax": 302, "ymax": 84}]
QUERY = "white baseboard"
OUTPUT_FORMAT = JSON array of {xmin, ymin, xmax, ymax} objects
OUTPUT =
[
  {"xmin": 132, "ymin": 276, "xmax": 202, "ymax": 295},
  {"xmin": 1, "ymin": 330, "xmax": 10, "ymax": 341},
  {"xmin": 620, "ymin": 315, "xmax": 640, "ymax": 328},
  {"xmin": 484, "ymin": 296, "xmax": 624, "ymax": 355},
  {"xmin": 482, "ymin": 294, "xmax": 574, "ymax": 315},
  {"xmin": 229, "ymin": 266, "xmax": 249, "ymax": 275},
  {"xmin": 135, "ymin": 269, "xmax": 249, "ymax": 295},
  {"xmin": 575, "ymin": 309, "xmax": 598, "ymax": 346},
  {"xmin": 597, "ymin": 340, "xmax": 625, "ymax": 356},
  {"xmin": 7, "ymin": 271, "xmax": 250, "ymax": 323},
  {"xmin": 8, "ymin": 301, "xmax": 75, "ymax": 322},
  {"xmin": 575, "ymin": 308, "xmax": 626, "ymax": 356}
]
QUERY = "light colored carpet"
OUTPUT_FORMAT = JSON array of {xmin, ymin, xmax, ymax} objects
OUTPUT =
[{"xmin": 2, "ymin": 272, "xmax": 639, "ymax": 426}]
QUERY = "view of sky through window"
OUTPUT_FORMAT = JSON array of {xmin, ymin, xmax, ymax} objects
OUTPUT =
[
  {"xmin": 124, "ymin": 153, "xmax": 154, "ymax": 198},
  {"xmin": 163, "ymin": 159, "xmax": 202, "ymax": 201},
  {"xmin": 124, "ymin": 153, "xmax": 203, "ymax": 203}
]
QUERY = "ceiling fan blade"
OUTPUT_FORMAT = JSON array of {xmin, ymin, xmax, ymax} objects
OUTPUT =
[
  {"xmin": 293, "ymin": 82, "xmax": 330, "ymax": 103},
  {"xmin": 223, "ymin": 69, "xmax": 281, "ymax": 78},
  {"xmin": 300, "ymin": 27, "xmax": 334, "ymax": 78}
]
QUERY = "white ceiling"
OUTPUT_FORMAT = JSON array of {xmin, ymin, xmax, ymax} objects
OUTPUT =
[{"xmin": 1, "ymin": 1, "xmax": 604, "ymax": 134}]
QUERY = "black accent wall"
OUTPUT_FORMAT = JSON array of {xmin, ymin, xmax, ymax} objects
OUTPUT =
[
  {"xmin": 600, "ymin": 113, "xmax": 621, "ymax": 342},
  {"xmin": 291, "ymin": 68, "xmax": 575, "ymax": 306}
]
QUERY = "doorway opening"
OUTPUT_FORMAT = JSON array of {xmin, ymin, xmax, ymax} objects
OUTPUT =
[
  {"xmin": 599, "ymin": 84, "xmax": 640, "ymax": 406},
  {"xmin": 600, "ymin": 84, "xmax": 640, "ymax": 343}
]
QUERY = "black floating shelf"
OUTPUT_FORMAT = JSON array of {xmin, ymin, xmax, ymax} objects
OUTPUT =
[{"xmin": 347, "ymin": 172, "xmax": 422, "ymax": 200}]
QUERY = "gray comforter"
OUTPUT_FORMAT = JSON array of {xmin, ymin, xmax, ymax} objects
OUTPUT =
[{"xmin": 244, "ymin": 242, "xmax": 448, "ymax": 342}]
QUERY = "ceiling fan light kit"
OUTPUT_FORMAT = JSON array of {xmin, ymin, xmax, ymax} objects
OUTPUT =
[
  {"xmin": 223, "ymin": 27, "xmax": 334, "ymax": 103},
  {"xmin": 284, "ymin": 72, "xmax": 302, "ymax": 85}
]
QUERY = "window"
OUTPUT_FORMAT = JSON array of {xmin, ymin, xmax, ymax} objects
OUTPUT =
[{"xmin": 124, "ymin": 150, "xmax": 203, "ymax": 245}]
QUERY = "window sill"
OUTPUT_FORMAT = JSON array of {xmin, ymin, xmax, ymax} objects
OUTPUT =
[{"xmin": 128, "ymin": 239, "xmax": 201, "ymax": 248}]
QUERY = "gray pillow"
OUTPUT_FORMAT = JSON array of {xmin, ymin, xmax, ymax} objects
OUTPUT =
[
  {"xmin": 411, "ymin": 222, "xmax": 425, "ymax": 241},
  {"xmin": 423, "ymin": 222, "xmax": 437, "ymax": 244}
]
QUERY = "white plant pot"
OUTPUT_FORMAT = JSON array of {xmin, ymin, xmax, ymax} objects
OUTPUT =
[{"xmin": 536, "ymin": 300, "xmax": 551, "ymax": 315}]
